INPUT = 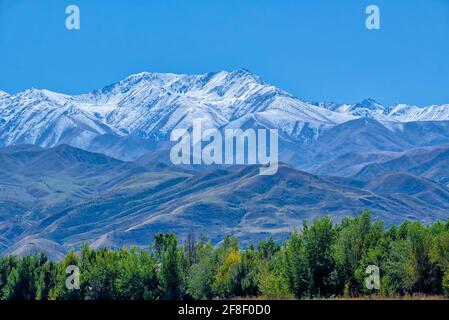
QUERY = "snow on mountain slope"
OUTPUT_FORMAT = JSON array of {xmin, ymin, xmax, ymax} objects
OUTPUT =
[
  {"xmin": 0, "ymin": 70, "xmax": 354, "ymax": 152},
  {"xmin": 316, "ymin": 99, "xmax": 449, "ymax": 122},
  {"xmin": 387, "ymin": 103, "xmax": 449, "ymax": 122},
  {"xmin": 0, "ymin": 90, "xmax": 9, "ymax": 99},
  {"xmin": 312, "ymin": 99, "xmax": 394, "ymax": 122},
  {"xmin": 0, "ymin": 89, "xmax": 120, "ymax": 148},
  {"xmin": 74, "ymin": 69, "xmax": 355, "ymax": 140},
  {"xmin": 2, "ymin": 70, "xmax": 448, "ymax": 159}
]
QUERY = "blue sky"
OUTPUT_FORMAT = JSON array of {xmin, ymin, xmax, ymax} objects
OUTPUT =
[{"xmin": 0, "ymin": 0, "xmax": 448, "ymax": 106}]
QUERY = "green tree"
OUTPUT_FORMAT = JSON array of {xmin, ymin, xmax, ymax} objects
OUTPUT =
[
  {"xmin": 257, "ymin": 237, "xmax": 280, "ymax": 260},
  {"xmin": 2, "ymin": 253, "xmax": 51, "ymax": 300},
  {"xmin": 157, "ymin": 233, "xmax": 186, "ymax": 299},
  {"xmin": 404, "ymin": 222, "xmax": 442, "ymax": 294},
  {"xmin": 0, "ymin": 256, "xmax": 18, "ymax": 298},
  {"xmin": 238, "ymin": 246, "xmax": 259, "ymax": 297},
  {"xmin": 114, "ymin": 247, "xmax": 159, "ymax": 300},
  {"xmin": 82, "ymin": 247, "xmax": 121, "ymax": 299},
  {"xmin": 257, "ymin": 253, "xmax": 292, "ymax": 299},
  {"xmin": 379, "ymin": 238, "xmax": 408, "ymax": 296},
  {"xmin": 187, "ymin": 241, "xmax": 215, "ymax": 299},
  {"xmin": 431, "ymin": 230, "xmax": 449, "ymax": 296},
  {"xmin": 333, "ymin": 211, "xmax": 373, "ymax": 295},
  {"xmin": 212, "ymin": 248, "xmax": 241, "ymax": 298},
  {"xmin": 35, "ymin": 260, "xmax": 57, "ymax": 300},
  {"xmin": 303, "ymin": 217, "xmax": 336, "ymax": 297},
  {"xmin": 281, "ymin": 231, "xmax": 309, "ymax": 298}
]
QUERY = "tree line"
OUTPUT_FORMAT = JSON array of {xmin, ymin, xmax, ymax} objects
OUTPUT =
[{"xmin": 1, "ymin": 211, "xmax": 448, "ymax": 300}]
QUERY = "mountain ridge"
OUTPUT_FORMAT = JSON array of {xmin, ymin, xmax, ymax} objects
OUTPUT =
[
  {"xmin": 2, "ymin": 70, "xmax": 449, "ymax": 165},
  {"xmin": 2, "ymin": 144, "xmax": 449, "ymax": 259}
]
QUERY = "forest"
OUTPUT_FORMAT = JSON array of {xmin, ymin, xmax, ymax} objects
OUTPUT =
[{"xmin": 0, "ymin": 211, "xmax": 448, "ymax": 300}]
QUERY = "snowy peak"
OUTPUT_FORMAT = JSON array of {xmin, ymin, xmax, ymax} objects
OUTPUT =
[
  {"xmin": 318, "ymin": 98, "xmax": 449, "ymax": 122},
  {"xmin": 16, "ymin": 88, "xmax": 71, "ymax": 105},
  {"xmin": 1, "ymin": 70, "xmax": 351, "ymax": 150},
  {"xmin": 354, "ymin": 98, "xmax": 385, "ymax": 112},
  {"xmin": 83, "ymin": 69, "xmax": 266, "ymax": 103},
  {"xmin": 344, "ymin": 98, "xmax": 387, "ymax": 119},
  {"xmin": 0, "ymin": 87, "xmax": 118, "ymax": 148},
  {"xmin": 309, "ymin": 99, "xmax": 385, "ymax": 120},
  {"xmin": 386, "ymin": 103, "xmax": 449, "ymax": 122},
  {"xmin": 0, "ymin": 90, "xmax": 9, "ymax": 99},
  {"xmin": 386, "ymin": 103, "xmax": 418, "ymax": 118},
  {"xmin": 1, "ymin": 70, "xmax": 448, "ymax": 157},
  {"xmin": 69, "ymin": 69, "xmax": 351, "ymax": 141}
]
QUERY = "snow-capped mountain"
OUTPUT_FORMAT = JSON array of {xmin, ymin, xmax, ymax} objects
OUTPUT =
[
  {"xmin": 314, "ymin": 98, "xmax": 384, "ymax": 114},
  {"xmin": 315, "ymin": 99, "xmax": 449, "ymax": 123},
  {"xmin": 0, "ymin": 70, "xmax": 354, "ymax": 157},
  {"xmin": 387, "ymin": 103, "xmax": 449, "ymax": 122},
  {"xmin": 1, "ymin": 69, "xmax": 449, "ymax": 161},
  {"xmin": 0, "ymin": 88, "xmax": 119, "ymax": 148},
  {"xmin": 0, "ymin": 91, "xmax": 9, "ymax": 99},
  {"xmin": 74, "ymin": 69, "xmax": 355, "ymax": 140},
  {"xmin": 311, "ymin": 98, "xmax": 393, "ymax": 121}
]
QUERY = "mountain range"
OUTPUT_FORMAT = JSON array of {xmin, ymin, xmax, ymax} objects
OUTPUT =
[
  {"xmin": 2, "ymin": 144, "xmax": 448, "ymax": 259},
  {"xmin": 1, "ymin": 69, "xmax": 449, "ymax": 258},
  {"xmin": 3, "ymin": 69, "xmax": 449, "ymax": 165}
]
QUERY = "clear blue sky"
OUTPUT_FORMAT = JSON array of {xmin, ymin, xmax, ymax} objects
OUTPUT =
[{"xmin": 1, "ymin": 0, "xmax": 449, "ymax": 106}]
